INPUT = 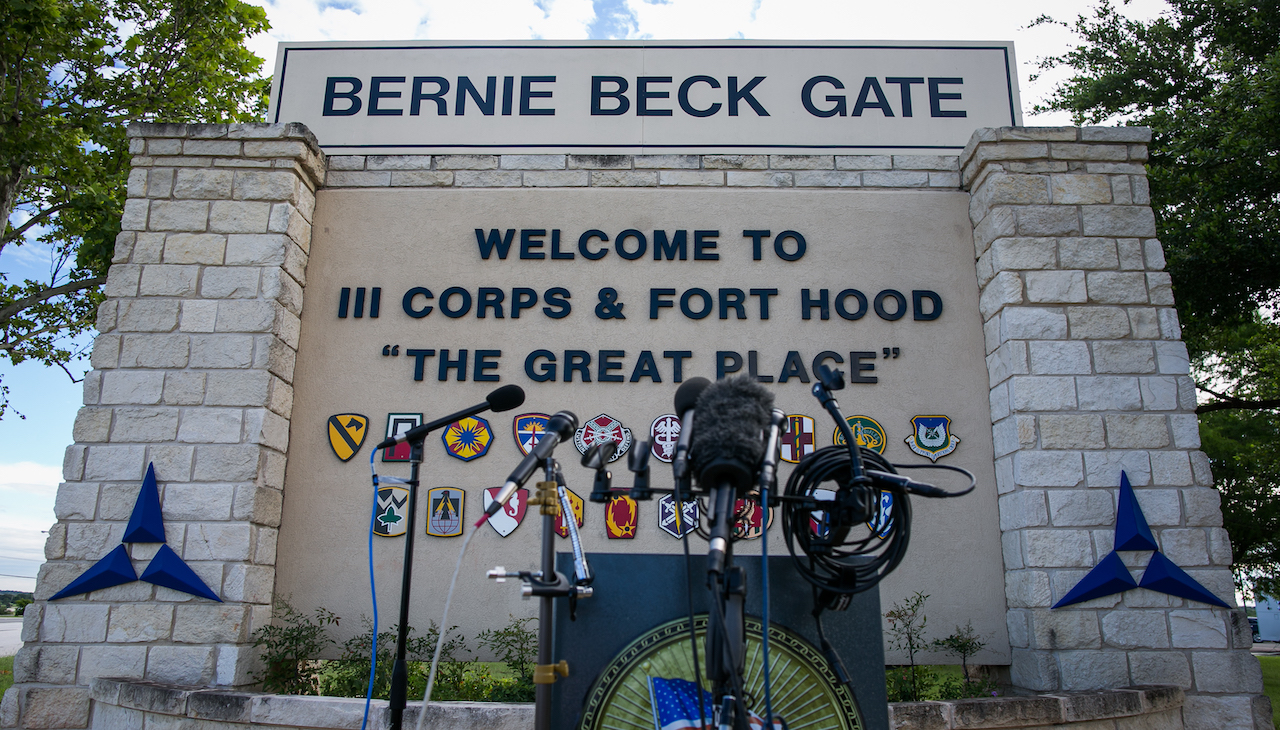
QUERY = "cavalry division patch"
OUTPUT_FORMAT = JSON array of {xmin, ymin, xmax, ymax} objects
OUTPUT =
[
  {"xmin": 649, "ymin": 414, "xmax": 681, "ymax": 463},
  {"xmin": 442, "ymin": 417, "xmax": 493, "ymax": 461},
  {"xmin": 426, "ymin": 487, "xmax": 464, "ymax": 537},
  {"xmin": 905, "ymin": 415, "xmax": 960, "ymax": 461},
  {"xmin": 574, "ymin": 413, "xmax": 632, "ymax": 462},
  {"xmin": 658, "ymin": 494, "xmax": 699, "ymax": 538},
  {"xmin": 606, "ymin": 494, "xmax": 639, "ymax": 539},
  {"xmin": 328, "ymin": 414, "xmax": 368, "ymax": 462},
  {"xmin": 373, "ymin": 486, "xmax": 408, "ymax": 537},
  {"xmin": 513, "ymin": 413, "xmax": 550, "ymax": 455},
  {"xmin": 554, "ymin": 488, "xmax": 585, "ymax": 538},
  {"xmin": 833, "ymin": 415, "xmax": 887, "ymax": 454},
  {"xmin": 482, "ymin": 487, "xmax": 528, "ymax": 537},
  {"xmin": 383, "ymin": 413, "xmax": 422, "ymax": 462},
  {"xmin": 779, "ymin": 415, "xmax": 816, "ymax": 464}
]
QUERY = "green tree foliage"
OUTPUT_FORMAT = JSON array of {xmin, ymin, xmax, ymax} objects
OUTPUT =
[
  {"xmin": 0, "ymin": 0, "xmax": 270, "ymax": 417},
  {"xmin": 1034, "ymin": 0, "xmax": 1279, "ymax": 597}
]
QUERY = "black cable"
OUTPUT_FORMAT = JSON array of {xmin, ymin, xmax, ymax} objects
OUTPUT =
[{"xmin": 675, "ymin": 479, "xmax": 709, "ymax": 730}]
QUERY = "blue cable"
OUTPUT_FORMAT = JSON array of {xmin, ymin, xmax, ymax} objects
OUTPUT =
[
  {"xmin": 761, "ymin": 489, "xmax": 775, "ymax": 727},
  {"xmin": 361, "ymin": 450, "xmax": 380, "ymax": 730}
]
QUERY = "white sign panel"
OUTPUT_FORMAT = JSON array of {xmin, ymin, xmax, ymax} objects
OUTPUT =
[{"xmin": 269, "ymin": 41, "xmax": 1021, "ymax": 154}]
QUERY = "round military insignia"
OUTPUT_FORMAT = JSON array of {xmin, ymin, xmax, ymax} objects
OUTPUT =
[
  {"xmin": 733, "ymin": 498, "xmax": 773, "ymax": 540},
  {"xmin": 574, "ymin": 414, "xmax": 632, "ymax": 462},
  {"xmin": 606, "ymin": 494, "xmax": 638, "ymax": 539},
  {"xmin": 649, "ymin": 414, "xmax": 681, "ymax": 463},
  {"xmin": 779, "ymin": 414, "xmax": 817, "ymax": 464},
  {"xmin": 373, "ymin": 486, "xmax": 408, "ymax": 537},
  {"xmin": 328, "ymin": 414, "xmax": 368, "ymax": 462},
  {"xmin": 658, "ymin": 494, "xmax": 698, "ymax": 538},
  {"xmin": 833, "ymin": 415, "xmax": 887, "ymax": 454},
  {"xmin": 513, "ymin": 413, "xmax": 550, "ymax": 456},
  {"xmin": 426, "ymin": 487, "xmax": 464, "ymax": 537},
  {"xmin": 554, "ymin": 488, "xmax": 585, "ymax": 538},
  {"xmin": 482, "ymin": 487, "xmax": 528, "ymax": 537},
  {"xmin": 905, "ymin": 415, "xmax": 960, "ymax": 461},
  {"xmin": 442, "ymin": 416, "xmax": 493, "ymax": 461}
]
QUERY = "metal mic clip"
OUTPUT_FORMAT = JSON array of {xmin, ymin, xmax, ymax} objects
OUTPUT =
[
  {"xmin": 627, "ymin": 441, "xmax": 652, "ymax": 501},
  {"xmin": 583, "ymin": 442, "xmax": 617, "ymax": 503}
]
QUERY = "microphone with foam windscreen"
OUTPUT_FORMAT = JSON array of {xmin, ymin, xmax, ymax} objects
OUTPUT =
[
  {"xmin": 477, "ymin": 410, "xmax": 578, "ymax": 526},
  {"xmin": 671, "ymin": 377, "xmax": 711, "ymax": 486},
  {"xmin": 691, "ymin": 376, "xmax": 774, "ymax": 493},
  {"xmin": 375, "ymin": 384, "xmax": 525, "ymax": 449}
]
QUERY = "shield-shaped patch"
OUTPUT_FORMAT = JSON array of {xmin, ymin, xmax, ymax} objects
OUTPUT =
[
  {"xmin": 657, "ymin": 494, "xmax": 698, "ymax": 538},
  {"xmin": 373, "ymin": 486, "xmax": 408, "ymax": 537},
  {"xmin": 328, "ymin": 414, "xmax": 368, "ymax": 462},
  {"xmin": 426, "ymin": 487, "xmax": 464, "ymax": 537},
  {"xmin": 383, "ymin": 413, "xmax": 422, "ymax": 462},
  {"xmin": 905, "ymin": 415, "xmax": 960, "ymax": 461},
  {"xmin": 606, "ymin": 494, "xmax": 638, "ymax": 539},
  {"xmin": 833, "ymin": 415, "xmax": 887, "ymax": 454},
  {"xmin": 779, "ymin": 415, "xmax": 816, "ymax": 464},
  {"xmin": 869, "ymin": 489, "xmax": 894, "ymax": 539},
  {"xmin": 554, "ymin": 488, "xmax": 584, "ymax": 539},
  {"xmin": 732, "ymin": 498, "xmax": 773, "ymax": 540},
  {"xmin": 513, "ymin": 413, "xmax": 550, "ymax": 456},
  {"xmin": 442, "ymin": 417, "xmax": 493, "ymax": 461},
  {"xmin": 649, "ymin": 414, "xmax": 681, "ymax": 463},
  {"xmin": 482, "ymin": 487, "xmax": 528, "ymax": 537},
  {"xmin": 574, "ymin": 414, "xmax": 632, "ymax": 462}
]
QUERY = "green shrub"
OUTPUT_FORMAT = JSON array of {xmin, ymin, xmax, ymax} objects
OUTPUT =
[{"xmin": 250, "ymin": 599, "xmax": 339, "ymax": 695}]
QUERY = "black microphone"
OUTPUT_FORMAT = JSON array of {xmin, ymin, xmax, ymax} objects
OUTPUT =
[
  {"xmin": 691, "ymin": 375, "xmax": 773, "ymax": 493},
  {"xmin": 479, "ymin": 411, "xmax": 577, "ymax": 524},
  {"xmin": 671, "ymin": 377, "xmax": 711, "ymax": 485},
  {"xmin": 374, "ymin": 384, "xmax": 524, "ymax": 449}
]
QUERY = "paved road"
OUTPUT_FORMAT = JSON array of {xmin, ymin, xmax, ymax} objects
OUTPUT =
[{"xmin": 1, "ymin": 617, "xmax": 24, "ymax": 656}]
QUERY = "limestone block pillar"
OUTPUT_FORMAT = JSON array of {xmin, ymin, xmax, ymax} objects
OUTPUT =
[
  {"xmin": 0, "ymin": 123, "xmax": 321, "ymax": 729},
  {"xmin": 963, "ymin": 127, "xmax": 1272, "ymax": 729}
]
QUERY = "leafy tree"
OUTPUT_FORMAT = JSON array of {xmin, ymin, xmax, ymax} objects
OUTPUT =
[
  {"xmin": 1033, "ymin": 0, "xmax": 1279, "ymax": 597},
  {"xmin": 0, "ymin": 0, "xmax": 271, "ymax": 417}
]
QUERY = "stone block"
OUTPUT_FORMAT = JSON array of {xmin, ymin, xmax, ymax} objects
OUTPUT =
[
  {"xmin": 834, "ymin": 155, "xmax": 892, "ymax": 170},
  {"xmin": 500, "ymin": 154, "xmax": 566, "ymax": 169},
  {"xmin": 111, "ymin": 407, "xmax": 181, "ymax": 442},
  {"xmin": 222, "ymin": 563, "xmax": 274, "ymax": 603},
  {"xmin": 79, "ymin": 645, "xmax": 148, "ymax": 684},
  {"xmin": 1169, "ymin": 610, "xmax": 1227, "ymax": 649},
  {"xmin": 1067, "ymin": 307, "xmax": 1130, "ymax": 340},
  {"xmin": 928, "ymin": 171, "xmax": 961, "ymax": 187},
  {"xmin": 633, "ymin": 154, "xmax": 700, "ymax": 169},
  {"xmin": 183, "ymin": 139, "xmax": 241, "ymax": 156},
  {"xmin": 104, "ymin": 264, "xmax": 141, "ymax": 298},
  {"xmin": 119, "ymin": 333, "xmax": 190, "ymax": 369},
  {"xmin": 973, "ymin": 206, "xmax": 1015, "ymax": 256},
  {"xmin": 977, "ymin": 174, "xmax": 1051, "ymax": 212},
  {"xmin": 184, "ymin": 522, "xmax": 253, "ymax": 562},
  {"xmin": 18, "ymin": 686, "xmax": 91, "ymax": 729},
  {"xmin": 1127, "ymin": 651, "xmax": 1191, "ymax": 688},
  {"xmin": 107, "ymin": 599, "xmax": 174, "ymax": 640},
  {"xmin": 1093, "ymin": 341, "xmax": 1156, "ymax": 374},
  {"xmin": 119, "ymin": 299, "xmax": 180, "ymax": 332},
  {"xmin": 147, "ymin": 645, "xmax": 216, "ymax": 685},
  {"xmin": 1182, "ymin": 694, "xmax": 1254, "ymax": 730},
  {"xmin": 1029, "ymin": 341, "xmax": 1091, "ymax": 375},
  {"xmin": 1060, "ymin": 689, "xmax": 1145, "ymax": 722},
  {"xmin": 148, "ymin": 200, "xmax": 209, "ymax": 231},
  {"xmin": 162, "ymin": 483, "xmax": 235, "ymax": 521},
  {"xmin": 172, "ymin": 168, "xmax": 233, "ymax": 199},
  {"xmin": 1050, "ymin": 142, "xmax": 1130, "ymax": 161},
  {"xmin": 1026, "ymin": 270, "xmax": 1087, "ymax": 303},
  {"xmin": 180, "ymin": 300, "xmax": 218, "ymax": 333},
  {"xmin": 455, "ymin": 170, "xmax": 523, "ymax": 187},
  {"xmin": 231, "ymin": 170, "xmax": 301, "ymax": 201},
  {"xmin": 1059, "ymin": 650, "xmax": 1131, "ymax": 690},
  {"xmin": 225, "ymin": 233, "xmax": 288, "ymax": 265},
  {"xmin": 326, "ymin": 155, "xmax": 365, "ymax": 170},
  {"xmin": 892, "ymin": 154, "xmax": 957, "ymax": 170},
  {"xmin": 1110, "ymin": 175, "xmax": 1134, "ymax": 205},
  {"xmin": 1182, "ymin": 488, "xmax": 1222, "ymax": 527},
  {"xmin": 1080, "ymin": 127, "xmax": 1151, "ymax": 143},
  {"xmin": 1009, "ymin": 647, "xmax": 1060, "ymax": 690},
  {"xmin": 194, "ymin": 444, "xmax": 259, "ymax": 481},
  {"xmin": 1050, "ymin": 174, "xmax": 1112, "ymax": 204},
  {"xmin": 188, "ymin": 687, "xmax": 255, "ymax": 722},
  {"xmin": 990, "ymin": 237, "xmax": 1056, "ymax": 270},
  {"xmin": 1105, "ymin": 414, "xmax": 1170, "ymax": 448},
  {"xmin": 1132, "ymin": 176, "xmax": 1151, "ymax": 205},
  {"xmin": 952, "ymin": 695, "xmax": 1064, "ymax": 728},
  {"xmin": 979, "ymin": 272, "xmax": 1024, "ymax": 319},
  {"xmin": 1002, "ymin": 307, "xmax": 1068, "ymax": 340},
  {"xmin": 1023, "ymin": 529, "xmax": 1094, "ymax": 567},
  {"xmin": 591, "ymin": 170, "xmax": 659, "ymax": 186},
  {"xmin": 91, "ymin": 703, "xmax": 146, "ymax": 730},
  {"xmin": 138, "ymin": 263, "xmax": 199, "ymax": 297},
  {"xmin": 83, "ymin": 444, "xmax": 147, "ymax": 480},
  {"xmin": 234, "ymin": 484, "xmax": 283, "ymax": 526},
  {"xmin": 42, "ymin": 603, "xmax": 109, "ymax": 642},
  {"xmin": 1081, "ymin": 206, "xmax": 1158, "ymax": 237},
  {"xmin": 251, "ymin": 694, "xmax": 369, "ymax": 728},
  {"xmin": 1087, "ymin": 271, "xmax": 1149, "ymax": 304},
  {"xmin": 243, "ymin": 139, "xmax": 309, "ymax": 158},
  {"xmin": 161, "ymin": 232, "xmax": 225, "ymax": 265},
  {"xmin": 1076, "ymin": 376, "xmax": 1142, "ymax": 411},
  {"xmin": 987, "ymin": 341, "xmax": 1030, "ymax": 388},
  {"xmin": 1009, "ymin": 375, "xmax": 1077, "ymax": 411},
  {"xmin": 1149, "ymin": 451, "xmax": 1192, "ymax": 486},
  {"xmin": 209, "ymin": 201, "xmax": 271, "ymax": 233},
  {"xmin": 1047, "ymin": 489, "xmax": 1114, "ymax": 526},
  {"xmin": 885, "ymin": 702, "xmax": 948, "ymax": 730},
  {"xmin": 1160, "ymin": 528, "xmax": 1209, "ymax": 566},
  {"xmin": 120, "ymin": 198, "xmax": 150, "ymax": 231},
  {"xmin": 178, "ymin": 408, "xmax": 243, "ymax": 443},
  {"xmin": 1128, "ymin": 307, "xmax": 1161, "ymax": 339},
  {"xmin": 863, "ymin": 170, "xmax": 929, "ymax": 187},
  {"xmin": 173, "ymin": 604, "xmax": 248, "ymax": 644},
  {"xmin": 515, "ymin": 169, "xmax": 585, "ymax": 187},
  {"xmin": 659, "ymin": 171, "xmax": 725, "ymax": 186},
  {"xmin": 431, "ymin": 154, "xmax": 497, "ymax": 170},
  {"xmin": 1101, "ymin": 609, "xmax": 1169, "ymax": 648},
  {"xmin": 201, "ymin": 267, "xmax": 260, "ymax": 298},
  {"xmin": 1191, "ymin": 651, "xmax": 1264, "ymax": 693},
  {"xmin": 1059, "ymin": 237, "xmax": 1119, "ymax": 270},
  {"xmin": 1016, "ymin": 206, "xmax": 1081, "ymax": 236},
  {"xmin": 1154, "ymin": 340, "xmax": 1190, "ymax": 376},
  {"xmin": 188, "ymin": 334, "xmax": 254, "ymax": 368},
  {"xmin": 1084, "ymin": 450, "xmax": 1151, "ymax": 487},
  {"xmin": 390, "ymin": 170, "xmax": 454, "ymax": 186},
  {"xmin": 999, "ymin": 490, "xmax": 1048, "ymax": 530},
  {"xmin": 214, "ymin": 300, "xmax": 276, "ymax": 333},
  {"xmin": 55, "ymin": 481, "xmax": 99, "ymax": 520},
  {"xmin": 1117, "ymin": 237, "xmax": 1145, "ymax": 270},
  {"xmin": 795, "ymin": 170, "xmax": 866, "ymax": 187},
  {"xmin": 568, "ymin": 154, "xmax": 633, "ymax": 169},
  {"xmin": 726, "ymin": 171, "xmax": 794, "ymax": 187},
  {"xmin": 203, "ymin": 370, "xmax": 269, "ymax": 407}
]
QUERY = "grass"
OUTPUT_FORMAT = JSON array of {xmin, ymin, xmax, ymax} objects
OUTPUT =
[
  {"xmin": 1, "ymin": 655, "xmax": 13, "ymax": 699},
  {"xmin": 1260, "ymin": 656, "xmax": 1279, "ymax": 728}
]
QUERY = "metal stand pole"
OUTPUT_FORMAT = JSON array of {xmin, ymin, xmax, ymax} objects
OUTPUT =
[
  {"xmin": 388, "ymin": 439, "xmax": 423, "ymax": 730},
  {"xmin": 535, "ymin": 458, "xmax": 557, "ymax": 730}
]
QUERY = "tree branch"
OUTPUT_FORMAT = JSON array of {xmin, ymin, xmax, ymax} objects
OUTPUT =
[
  {"xmin": 0, "ymin": 276, "xmax": 105, "ymax": 325},
  {"xmin": 2, "ymin": 201, "xmax": 73, "ymax": 244},
  {"xmin": 1197, "ymin": 398, "xmax": 1280, "ymax": 414}
]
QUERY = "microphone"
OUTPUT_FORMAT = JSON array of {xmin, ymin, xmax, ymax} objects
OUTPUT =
[
  {"xmin": 757, "ymin": 408, "xmax": 786, "ymax": 497},
  {"xmin": 691, "ymin": 375, "xmax": 774, "ymax": 493},
  {"xmin": 479, "ymin": 411, "xmax": 577, "ymax": 524},
  {"xmin": 671, "ymin": 377, "xmax": 711, "ymax": 485},
  {"xmin": 374, "ymin": 384, "xmax": 525, "ymax": 449}
]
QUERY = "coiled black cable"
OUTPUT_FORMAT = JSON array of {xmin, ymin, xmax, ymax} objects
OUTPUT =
[{"xmin": 781, "ymin": 445, "xmax": 911, "ymax": 598}]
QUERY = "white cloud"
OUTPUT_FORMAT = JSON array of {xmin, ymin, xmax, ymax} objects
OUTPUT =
[{"xmin": 0, "ymin": 462, "xmax": 59, "ymax": 591}]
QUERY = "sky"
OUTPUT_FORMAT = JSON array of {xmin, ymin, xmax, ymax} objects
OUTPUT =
[{"xmin": 0, "ymin": 0, "xmax": 1172, "ymax": 592}]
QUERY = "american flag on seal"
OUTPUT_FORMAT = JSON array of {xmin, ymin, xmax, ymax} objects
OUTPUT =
[{"xmin": 647, "ymin": 677, "xmax": 783, "ymax": 730}]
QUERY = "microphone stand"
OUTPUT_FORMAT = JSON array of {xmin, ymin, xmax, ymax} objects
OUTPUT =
[{"xmin": 388, "ymin": 438, "xmax": 424, "ymax": 730}]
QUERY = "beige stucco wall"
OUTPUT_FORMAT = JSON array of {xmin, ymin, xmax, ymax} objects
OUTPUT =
[{"xmin": 274, "ymin": 187, "xmax": 1008, "ymax": 664}]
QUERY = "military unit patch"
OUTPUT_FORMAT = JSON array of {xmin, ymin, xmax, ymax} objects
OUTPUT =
[
  {"xmin": 732, "ymin": 498, "xmax": 772, "ymax": 540},
  {"xmin": 513, "ymin": 413, "xmax": 550, "ymax": 455},
  {"xmin": 809, "ymin": 487, "xmax": 836, "ymax": 537},
  {"xmin": 328, "ymin": 414, "xmax": 368, "ymax": 462},
  {"xmin": 574, "ymin": 413, "xmax": 632, "ymax": 462},
  {"xmin": 905, "ymin": 415, "xmax": 960, "ymax": 461},
  {"xmin": 442, "ymin": 416, "xmax": 493, "ymax": 461},
  {"xmin": 658, "ymin": 494, "xmax": 699, "ymax": 538},
  {"xmin": 383, "ymin": 413, "xmax": 422, "ymax": 462},
  {"xmin": 606, "ymin": 494, "xmax": 639, "ymax": 539},
  {"xmin": 373, "ymin": 486, "xmax": 408, "ymax": 537},
  {"xmin": 649, "ymin": 414, "xmax": 681, "ymax": 463},
  {"xmin": 426, "ymin": 487, "xmax": 464, "ymax": 537},
  {"xmin": 554, "ymin": 488, "xmax": 585, "ymax": 538},
  {"xmin": 779, "ymin": 414, "xmax": 816, "ymax": 464},
  {"xmin": 482, "ymin": 486, "xmax": 527, "ymax": 537},
  {"xmin": 833, "ymin": 415, "xmax": 887, "ymax": 454},
  {"xmin": 869, "ymin": 489, "xmax": 893, "ymax": 539}
]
